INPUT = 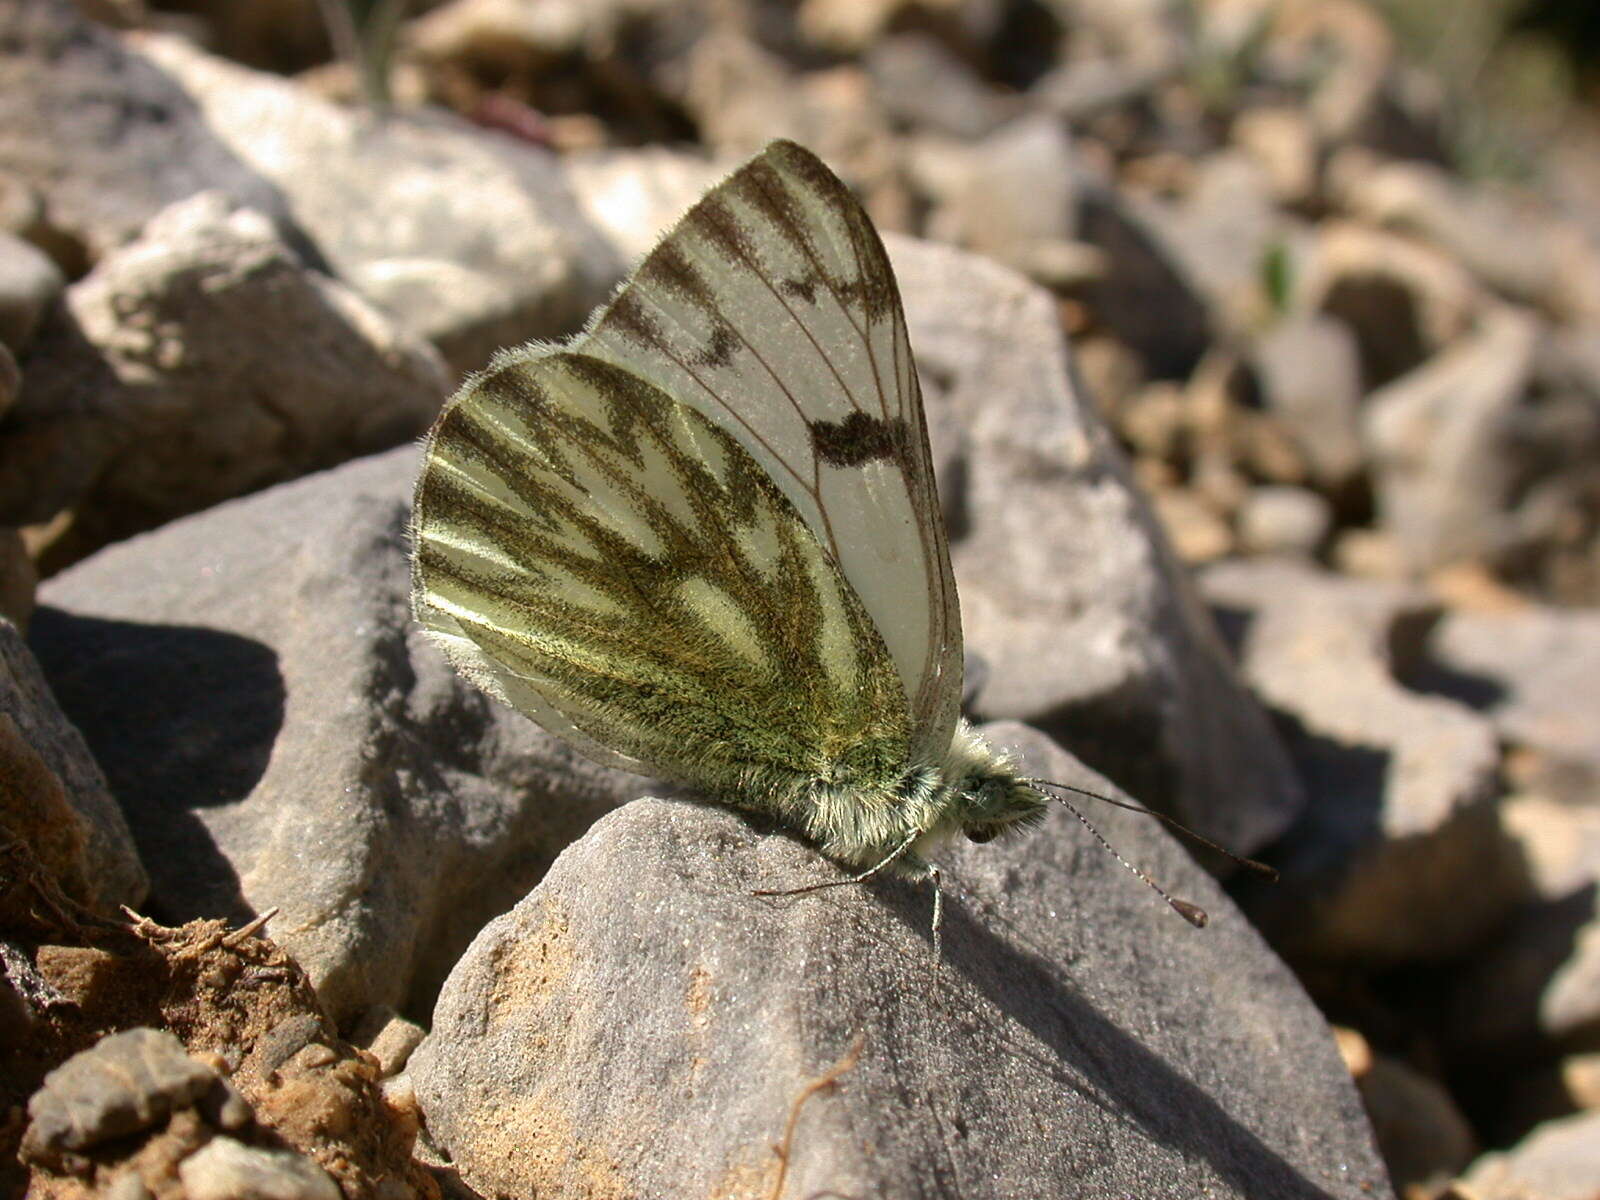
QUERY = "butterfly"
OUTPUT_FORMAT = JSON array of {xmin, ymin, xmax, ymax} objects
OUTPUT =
[{"xmin": 409, "ymin": 140, "xmax": 1212, "ymax": 945}]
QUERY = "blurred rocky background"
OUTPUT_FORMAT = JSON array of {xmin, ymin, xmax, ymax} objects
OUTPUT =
[{"xmin": 2, "ymin": 0, "xmax": 1599, "ymax": 1197}]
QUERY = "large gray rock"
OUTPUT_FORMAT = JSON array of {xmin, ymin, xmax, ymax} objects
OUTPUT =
[
  {"xmin": 1201, "ymin": 559, "xmax": 1511, "ymax": 963},
  {"xmin": 3, "ymin": 193, "xmax": 449, "ymax": 556},
  {"xmin": 410, "ymin": 726, "xmax": 1392, "ymax": 1200}
]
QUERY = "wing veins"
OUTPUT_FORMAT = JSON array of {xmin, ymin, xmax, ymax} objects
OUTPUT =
[
  {"xmin": 775, "ymin": 169, "xmax": 955, "ymax": 727},
  {"xmin": 754, "ymin": 166, "xmax": 896, "ymax": 428},
  {"xmin": 706, "ymin": 183, "xmax": 880, "ymax": 429},
  {"xmin": 618, "ymin": 284, "xmax": 841, "ymax": 561},
  {"xmin": 678, "ymin": 235, "xmax": 830, "ymax": 455},
  {"xmin": 671, "ymin": 233, "xmax": 860, "ymax": 555}
]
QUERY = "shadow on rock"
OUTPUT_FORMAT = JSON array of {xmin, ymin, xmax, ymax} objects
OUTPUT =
[{"xmin": 30, "ymin": 606, "xmax": 283, "ymax": 923}]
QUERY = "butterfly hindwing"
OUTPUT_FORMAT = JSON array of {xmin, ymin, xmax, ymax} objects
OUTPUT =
[{"xmin": 412, "ymin": 349, "xmax": 914, "ymax": 801}]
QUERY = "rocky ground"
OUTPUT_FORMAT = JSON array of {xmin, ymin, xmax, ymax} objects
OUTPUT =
[{"xmin": 2, "ymin": 0, "xmax": 1598, "ymax": 1197}]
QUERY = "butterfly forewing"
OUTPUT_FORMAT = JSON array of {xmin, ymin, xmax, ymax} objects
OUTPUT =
[
  {"xmin": 412, "ymin": 349, "xmax": 915, "ymax": 798},
  {"xmin": 575, "ymin": 141, "xmax": 963, "ymax": 764}
]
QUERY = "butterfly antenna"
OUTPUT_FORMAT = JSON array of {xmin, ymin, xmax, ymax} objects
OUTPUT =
[
  {"xmin": 1025, "ymin": 777, "xmax": 1279, "ymax": 882},
  {"xmin": 1036, "ymin": 785, "xmax": 1210, "ymax": 927}
]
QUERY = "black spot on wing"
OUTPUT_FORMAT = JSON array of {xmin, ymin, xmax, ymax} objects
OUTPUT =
[
  {"xmin": 778, "ymin": 276, "xmax": 818, "ymax": 304},
  {"xmin": 694, "ymin": 324, "xmax": 738, "ymax": 369},
  {"xmin": 809, "ymin": 412, "xmax": 910, "ymax": 468}
]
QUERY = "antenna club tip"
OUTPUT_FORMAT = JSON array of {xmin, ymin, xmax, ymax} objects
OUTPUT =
[
  {"xmin": 1171, "ymin": 899, "xmax": 1209, "ymax": 928},
  {"xmin": 1246, "ymin": 860, "xmax": 1280, "ymax": 883}
]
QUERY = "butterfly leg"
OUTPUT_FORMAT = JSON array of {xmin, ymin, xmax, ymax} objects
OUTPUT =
[{"xmin": 752, "ymin": 830, "xmax": 921, "ymax": 898}]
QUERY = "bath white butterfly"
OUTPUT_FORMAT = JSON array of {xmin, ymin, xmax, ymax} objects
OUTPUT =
[{"xmin": 411, "ymin": 139, "xmax": 1221, "ymax": 940}]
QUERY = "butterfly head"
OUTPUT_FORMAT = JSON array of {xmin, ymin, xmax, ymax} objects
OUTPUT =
[
  {"xmin": 940, "ymin": 722, "xmax": 1048, "ymax": 846},
  {"xmin": 954, "ymin": 776, "xmax": 1048, "ymax": 844}
]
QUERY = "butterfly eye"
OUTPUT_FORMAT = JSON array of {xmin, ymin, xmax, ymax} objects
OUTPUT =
[{"xmin": 965, "ymin": 827, "xmax": 999, "ymax": 845}]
